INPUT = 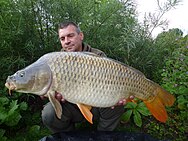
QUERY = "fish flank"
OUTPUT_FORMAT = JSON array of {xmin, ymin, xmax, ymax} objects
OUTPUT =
[{"xmin": 5, "ymin": 52, "xmax": 175, "ymax": 123}]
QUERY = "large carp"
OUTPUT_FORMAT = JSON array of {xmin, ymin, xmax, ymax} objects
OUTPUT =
[{"xmin": 5, "ymin": 52, "xmax": 175, "ymax": 124}]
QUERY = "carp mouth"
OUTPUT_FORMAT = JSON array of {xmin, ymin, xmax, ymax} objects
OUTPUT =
[{"xmin": 5, "ymin": 82, "xmax": 17, "ymax": 96}]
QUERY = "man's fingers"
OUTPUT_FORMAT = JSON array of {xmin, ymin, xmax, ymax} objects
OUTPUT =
[
  {"xmin": 122, "ymin": 99, "xmax": 126, "ymax": 105},
  {"xmin": 111, "ymin": 95, "xmax": 135, "ymax": 108},
  {"xmin": 61, "ymin": 98, "xmax": 66, "ymax": 102},
  {"xmin": 55, "ymin": 93, "xmax": 64, "ymax": 102},
  {"xmin": 55, "ymin": 93, "xmax": 62, "ymax": 100},
  {"xmin": 55, "ymin": 92, "xmax": 66, "ymax": 103},
  {"xmin": 117, "ymin": 98, "xmax": 127, "ymax": 106},
  {"xmin": 129, "ymin": 95, "xmax": 135, "ymax": 100},
  {"xmin": 40, "ymin": 95, "xmax": 47, "ymax": 100},
  {"xmin": 111, "ymin": 106, "xmax": 115, "ymax": 109}
]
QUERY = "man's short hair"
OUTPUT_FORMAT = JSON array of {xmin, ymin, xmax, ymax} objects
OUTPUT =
[{"xmin": 58, "ymin": 21, "xmax": 81, "ymax": 33}]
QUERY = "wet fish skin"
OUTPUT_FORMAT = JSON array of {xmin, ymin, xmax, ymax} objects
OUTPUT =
[{"xmin": 5, "ymin": 52, "xmax": 175, "ymax": 124}]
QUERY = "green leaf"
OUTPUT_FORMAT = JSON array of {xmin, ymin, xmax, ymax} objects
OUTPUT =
[
  {"xmin": 28, "ymin": 125, "xmax": 41, "ymax": 138},
  {"xmin": 136, "ymin": 102, "xmax": 151, "ymax": 116},
  {"xmin": 0, "ymin": 97, "xmax": 9, "ymax": 106},
  {"xmin": 137, "ymin": 107, "xmax": 151, "ymax": 116},
  {"xmin": 121, "ymin": 110, "xmax": 132, "ymax": 122},
  {"xmin": 133, "ymin": 110, "xmax": 142, "ymax": 127},
  {"xmin": 8, "ymin": 100, "xmax": 19, "ymax": 116},
  {"xmin": 29, "ymin": 125, "xmax": 40, "ymax": 134},
  {"xmin": 177, "ymin": 95, "xmax": 188, "ymax": 110},
  {"xmin": 124, "ymin": 102, "xmax": 137, "ymax": 109},
  {"xmin": 19, "ymin": 102, "xmax": 28, "ymax": 111},
  {"xmin": 137, "ymin": 102, "xmax": 145, "ymax": 107},
  {"xmin": 177, "ymin": 86, "xmax": 188, "ymax": 95},
  {"xmin": 5, "ymin": 111, "xmax": 21, "ymax": 126},
  {"xmin": 0, "ymin": 109, "xmax": 7, "ymax": 123}
]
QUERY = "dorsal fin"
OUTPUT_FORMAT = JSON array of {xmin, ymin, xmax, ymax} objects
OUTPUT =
[
  {"xmin": 82, "ymin": 52, "xmax": 102, "ymax": 57},
  {"xmin": 107, "ymin": 58, "xmax": 145, "ymax": 76},
  {"xmin": 82, "ymin": 52, "xmax": 145, "ymax": 76}
]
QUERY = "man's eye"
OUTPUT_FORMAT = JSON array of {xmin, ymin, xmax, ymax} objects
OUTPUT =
[
  {"xmin": 60, "ymin": 37, "xmax": 65, "ymax": 41},
  {"xmin": 68, "ymin": 34, "xmax": 74, "ymax": 37}
]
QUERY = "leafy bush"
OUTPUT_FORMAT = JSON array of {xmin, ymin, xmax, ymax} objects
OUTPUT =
[
  {"xmin": 121, "ymin": 100, "xmax": 151, "ymax": 127},
  {"xmin": 0, "ymin": 93, "xmax": 28, "ymax": 140},
  {"xmin": 0, "ymin": 129, "xmax": 7, "ymax": 141},
  {"xmin": 145, "ymin": 36, "xmax": 188, "ymax": 141},
  {"xmin": 0, "ymin": 97, "xmax": 27, "ymax": 126}
]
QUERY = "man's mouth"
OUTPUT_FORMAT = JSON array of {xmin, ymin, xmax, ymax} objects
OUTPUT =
[
  {"xmin": 65, "ymin": 45, "xmax": 75, "ymax": 51},
  {"xmin": 67, "ymin": 48, "xmax": 75, "ymax": 52}
]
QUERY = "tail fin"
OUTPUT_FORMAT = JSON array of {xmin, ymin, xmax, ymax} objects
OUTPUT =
[
  {"xmin": 157, "ymin": 86, "xmax": 175, "ymax": 107},
  {"xmin": 144, "ymin": 85, "xmax": 175, "ymax": 123}
]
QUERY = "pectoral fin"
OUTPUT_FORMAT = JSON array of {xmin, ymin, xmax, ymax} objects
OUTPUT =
[
  {"xmin": 77, "ymin": 104, "xmax": 93, "ymax": 124},
  {"xmin": 48, "ymin": 93, "xmax": 62, "ymax": 119}
]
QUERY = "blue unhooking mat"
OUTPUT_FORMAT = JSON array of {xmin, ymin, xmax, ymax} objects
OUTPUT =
[{"xmin": 39, "ymin": 131, "xmax": 170, "ymax": 141}]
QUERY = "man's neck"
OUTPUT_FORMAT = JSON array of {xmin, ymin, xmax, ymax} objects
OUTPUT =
[{"xmin": 81, "ymin": 43, "xmax": 84, "ymax": 51}]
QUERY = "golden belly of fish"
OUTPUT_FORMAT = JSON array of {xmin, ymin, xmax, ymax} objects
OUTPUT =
[{"xmin": 5, "ymin": 52, "xmax": 175, "ymax": 124}]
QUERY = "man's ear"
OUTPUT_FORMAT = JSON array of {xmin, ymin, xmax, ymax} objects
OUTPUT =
[{"xmin": 79, "ymin": 32, "xmax": 84, "ymax": 40}]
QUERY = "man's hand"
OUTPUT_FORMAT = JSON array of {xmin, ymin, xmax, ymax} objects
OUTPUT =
[
  {"xmin": 40, "ymin": 95, "xmax": 48, "ymax": 100},
  {"xmin": 55, "ymin": 92, "xmax": 66, "ymax": 103},
  {"xmin": 111, "ymin": 95, "xmax": 134, "ymax": 109},
  {"xmin": 40, "ymin": 92, "xmax": 66, "ymax": 103}
]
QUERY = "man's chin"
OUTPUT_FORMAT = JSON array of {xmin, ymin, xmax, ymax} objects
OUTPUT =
[{"xmin": 66, "ymin": 48, "xmax": 75, "ymax": 52}]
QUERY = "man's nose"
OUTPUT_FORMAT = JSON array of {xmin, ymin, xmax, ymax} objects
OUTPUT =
[{"xmin": 65, "ymin": 37, "xmax": 70, "ymax": 44}]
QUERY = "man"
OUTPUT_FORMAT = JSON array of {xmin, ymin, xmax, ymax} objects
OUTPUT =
[{"xmin": 42, "ymin": 21, "xmax": 133, "ymax": 133}]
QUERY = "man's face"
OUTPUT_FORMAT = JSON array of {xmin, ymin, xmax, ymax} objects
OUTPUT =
[{"xmin": 58, "ymin": 25, "xmax": 84, "ymax": 52}]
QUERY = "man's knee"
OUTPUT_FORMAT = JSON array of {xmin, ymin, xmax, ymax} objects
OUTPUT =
[
  {"xmin": 97, "ymin": 106, "xmax": 125, "ymax": 131},
  {"xmin": 42, "ymin": 102, "xmax": 80, "ymax": 132},
  {"xmin": 42, "ymin": 102, "xmax": 56, "ymax": 126}
]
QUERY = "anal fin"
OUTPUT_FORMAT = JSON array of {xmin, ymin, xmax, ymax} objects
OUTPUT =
[{"xmin": 77, "ymin": 104, "xmax": 93, "ymax": 124}]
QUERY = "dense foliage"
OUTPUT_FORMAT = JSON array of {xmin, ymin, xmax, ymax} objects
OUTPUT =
[
  {"xmin": 0, "ymin": 0, "xmax": 187, "ymax": 140},
  {"xmin": 144, "ymin": 30, "xmax": 188, "ymax": 141}
]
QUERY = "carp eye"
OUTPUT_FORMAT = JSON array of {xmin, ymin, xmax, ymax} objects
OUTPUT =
[{"xmin": 19, "ymin": 71, "xmax": 25, "ymax": 77}]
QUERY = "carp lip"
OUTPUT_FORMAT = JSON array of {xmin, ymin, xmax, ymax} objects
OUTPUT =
[
  {"xmin": 5, "ymin": 82, "xmax": 16, "ymax": 96},
  {"xmin": 8, "ymin": 89, "xmax": 12, "ymax": 96}
]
